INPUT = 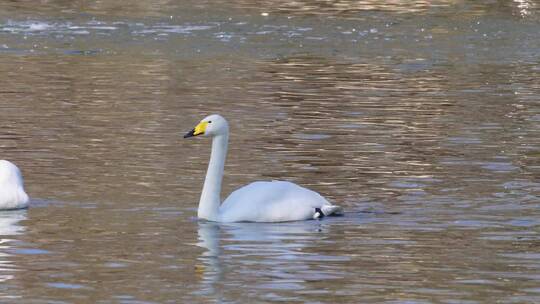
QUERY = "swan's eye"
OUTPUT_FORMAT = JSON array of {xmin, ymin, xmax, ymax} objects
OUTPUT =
[{"xmin": 208, "ymin": 121, "xmax": 212, "ymax": 123}]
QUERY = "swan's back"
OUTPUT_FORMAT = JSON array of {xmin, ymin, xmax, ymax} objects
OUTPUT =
[
  {"xmin": 219, "ymin": 181, "xmax": 337, "ymax": 222},
  {"xmin": 0, "ymin": 160, "xmax": 29, "ymax": 210}
]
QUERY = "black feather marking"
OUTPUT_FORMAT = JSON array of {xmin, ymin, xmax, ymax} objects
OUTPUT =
[{"xmin": 314, "ymin": 208, "xmax": 324, "ymax": 219}]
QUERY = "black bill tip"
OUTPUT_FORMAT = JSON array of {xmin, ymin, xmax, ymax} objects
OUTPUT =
[{"xmin": 184, "ymin": 129, "xmax": 195, "ymax": 138}]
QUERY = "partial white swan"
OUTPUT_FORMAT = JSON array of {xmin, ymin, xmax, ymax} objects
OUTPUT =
[
  {"xmin": 0, "ymin": 160, "xmax": 29, "ymax": 210},
  {"xmin": 184, "ymin": 114, "xmax": 342, "ymax": 222}
]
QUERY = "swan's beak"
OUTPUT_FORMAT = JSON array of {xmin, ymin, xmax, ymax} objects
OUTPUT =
[
  {"xmin": 184, "ymin": 129, "xmax": 196, "ymax": 138},
  {"xmin": 184, "ymin": 121, "xmax": 208, "ymax": 138}
]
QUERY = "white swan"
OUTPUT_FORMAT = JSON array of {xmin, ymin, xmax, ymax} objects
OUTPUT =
[
  {"xmin": 184, "ymin": 114, "xmax": 342, "ymax": 222},
  {"xmin": 0, "ymin": 160, "xmax": 29, "ymax": 210}
]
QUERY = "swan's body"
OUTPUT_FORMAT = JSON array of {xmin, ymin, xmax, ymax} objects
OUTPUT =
[
  {"xmin": 220, "ymin": 181, "xmax": 340, "ymax": 222},
  {"xmin": 0, "ymin": 160, "xmax": 29, "ymax": 210},
  {"xmin": 184, "ymin": 114, "xmax": 342, "ymax": 223}
]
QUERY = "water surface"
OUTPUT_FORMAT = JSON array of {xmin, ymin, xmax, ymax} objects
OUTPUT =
[{"xmin": 0, "ymin": 1, "xmax": 539, "ymax": 303}]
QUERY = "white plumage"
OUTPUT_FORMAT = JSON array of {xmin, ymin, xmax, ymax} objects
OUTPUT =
[
  {"xmin": 0, "ymin": 160, "xmax": 29, "ymax": 210},
  {"xmin": 184, "ymin": 114, "xmax": 342, "ymax": 223}
]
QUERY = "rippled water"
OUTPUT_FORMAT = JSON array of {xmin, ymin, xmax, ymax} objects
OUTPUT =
[{"xmin": 1, "ymin": 1, "xmax": 539, "ymax": 303}]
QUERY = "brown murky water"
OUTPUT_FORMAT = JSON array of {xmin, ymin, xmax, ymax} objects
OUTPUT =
[{"xmin": 1, "ymin": 1, "xmax": 539, "ymax": 303}]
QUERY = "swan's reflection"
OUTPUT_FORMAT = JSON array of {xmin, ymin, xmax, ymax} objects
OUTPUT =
[
  {"xmin": 0, "ymin": 209, "xmax": 27, "ymax": 283},
  {"xmin": 195, "ymin": 219, "xmax": 347, "ymax": 300},
  {"xmin": 195, "ymin": 221, "xmax": 223, "ymax": 290}
]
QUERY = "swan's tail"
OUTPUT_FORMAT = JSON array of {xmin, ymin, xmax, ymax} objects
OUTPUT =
[
  {"xmin": 313, "ymin": 204, "xmax": 343, "ymax": 219},
  {"xmin": 322, "ymin": 204, "xmax": 343, "ymax": 216}
]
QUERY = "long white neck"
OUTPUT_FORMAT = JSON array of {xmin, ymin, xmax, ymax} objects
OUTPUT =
[{"xmin": 198, "ymin": 133, "xmax": 228, "ymax": 221}]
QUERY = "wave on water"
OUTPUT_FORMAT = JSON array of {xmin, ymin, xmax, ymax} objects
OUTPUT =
[{"xmin": 0, "ymin": 19, "xmax": 215, "ymax": 37}]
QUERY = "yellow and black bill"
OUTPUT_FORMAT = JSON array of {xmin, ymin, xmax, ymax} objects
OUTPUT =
[{"xmin": 184, "ymin": 121, "xmax": 208, "ymax": 138}]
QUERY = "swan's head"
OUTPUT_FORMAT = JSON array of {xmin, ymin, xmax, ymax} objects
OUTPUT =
[{"xmin": 184, "ymin": 114, "xmax": 229, "ymax": 138}]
